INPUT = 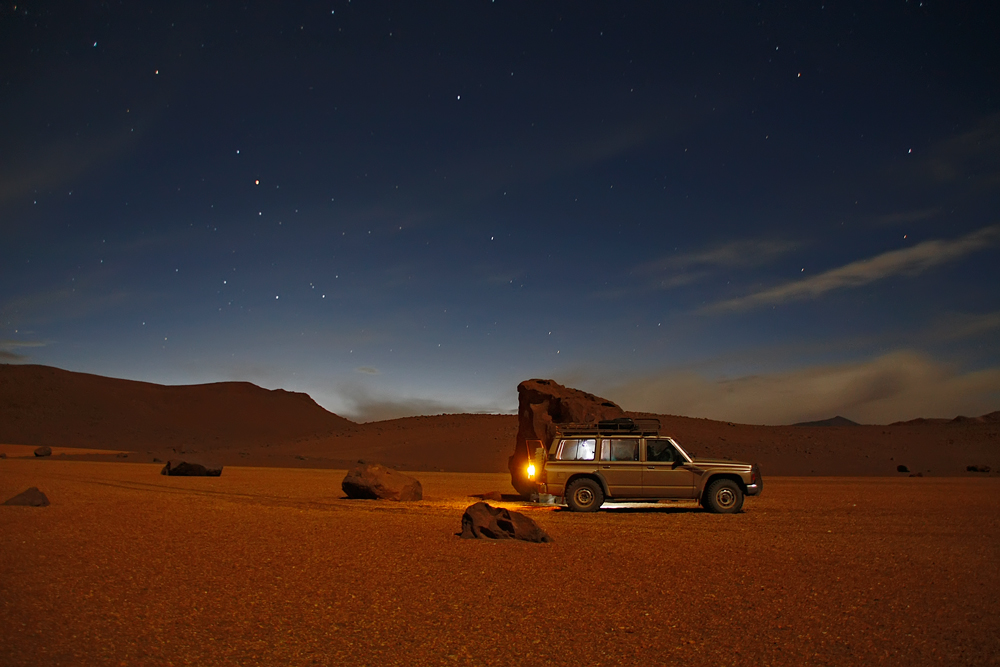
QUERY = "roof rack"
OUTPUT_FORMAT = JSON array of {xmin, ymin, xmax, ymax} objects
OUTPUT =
[{"xmin": 555, "ymin": 417, "xmax": 661, "ymax": 436}]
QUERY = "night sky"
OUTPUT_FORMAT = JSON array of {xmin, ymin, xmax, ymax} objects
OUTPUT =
[{"xmin": 3, "ymin": 1, "xmax": 999, "ymax": 424}]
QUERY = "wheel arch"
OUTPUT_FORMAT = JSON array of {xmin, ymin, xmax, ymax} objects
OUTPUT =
[
  {"xmin": 699, "ymin": 473, "xmax": 747, "ymax": 503},
  {"xmin": 566, "ymin": 472, "xmax": 609, "ymax": 498}
]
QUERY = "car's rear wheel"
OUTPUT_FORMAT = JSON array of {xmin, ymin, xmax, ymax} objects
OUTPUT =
[
  {"xmin": 566, "ymin": 478, "xmax": 604, "ymax": 512},
  {"xmin": 704, "ymin": 478, "xmax": 744, "ymax": 514}
]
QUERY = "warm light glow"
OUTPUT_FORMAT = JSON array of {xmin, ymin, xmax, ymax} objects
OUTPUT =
[{"xmin": 526, "ymin": 463, "xmax": 536, "ymax": 479}]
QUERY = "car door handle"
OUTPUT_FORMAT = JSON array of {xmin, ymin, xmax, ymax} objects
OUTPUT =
[
  {"xmin": 601, "ymin": 466, "xmax": 611, "ymax": 469},
  {"xmin": 646, "ymin": 466, "xmax": 656, "ymax": 470}
]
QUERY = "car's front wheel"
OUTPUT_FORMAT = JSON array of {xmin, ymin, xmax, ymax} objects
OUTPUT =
[
  {"xmin": 703, "ymin": 478, "xmax": 744, "ymax": 514},
  {"xmin": 565, "ymin": 478, "xmax": 604, "ymax": 512}
]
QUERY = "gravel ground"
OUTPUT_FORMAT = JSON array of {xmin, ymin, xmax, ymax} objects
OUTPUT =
[{"xmin": 2, "ymin": 460, "xmax": 999, "ymax": 666}]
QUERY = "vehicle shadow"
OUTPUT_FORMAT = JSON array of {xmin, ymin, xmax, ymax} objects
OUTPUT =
[{"xmin": 552, "ymin": 504, "xmax": 706, "ymax": 514}]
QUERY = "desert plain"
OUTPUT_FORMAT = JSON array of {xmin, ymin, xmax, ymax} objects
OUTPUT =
[{"xmin": 3, "ymin": 458, "xmax": 1000, "ymax": 667}]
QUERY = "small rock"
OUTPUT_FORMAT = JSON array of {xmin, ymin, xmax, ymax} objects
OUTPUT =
[
  {"xmin": 116, "ymin": 453, "xmax": 128, "ymax": 458},
  {"xmin": 896, "ymin": 464, "xmax": 909, "ymax": 473},
  {"xmin": 342, "ymin": 462, "xmax": 422, "ymax": 501},
  {"xmin": 3, "ymin": 487, "xmax": 50, "ymax": 507},
  {"xmin": 152, "ymin": 458, "xmax": 162, "ymax": 463},
  {"xmin": 0, "ymin": 452, "xmax": 6, "ymax": 459},
  {"xmin": 967, "ymin": 465, "xmax": 991, "ymax": 473},
  {"xmin": 473, "ymin": 491, "xmax": 503, "ymax": 501},
  {"xmin": 460, "ymin": 502, "xmax": 553, "ymax": 543},
  {"xmin": 34, "ymin": 446, "xmax": 52, "ymax": 457},
  {"xmin": 160, "ymin": 460, "xmax": 223, "ymax": 476},
  {"xmin": 909, "ymin": 472, "xmax": 924, "ymax": 477}
]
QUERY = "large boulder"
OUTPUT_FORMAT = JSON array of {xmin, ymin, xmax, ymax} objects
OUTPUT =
[
  {"xmin": 160, "ymin": 460, "xmax": 223, "ymax": 476},
  {"xmin": 509, "ymin": 379, "xmax": 625, "ymax": 496},
  {"xmin": 342, "ymin": 463, "xmax": 422, "ymax": 501},
  {"xmin": 459, "ymin": 502, "xmax": 552, "ymax": 542},
  {"xmin": 3, "ymin": 487, "xmax": 50, "ymax": 507},
  {"xmin": 34, "ymin": 446, "xmax": 52, "ymax": 457}
]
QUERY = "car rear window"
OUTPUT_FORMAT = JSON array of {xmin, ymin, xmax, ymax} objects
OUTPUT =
[{"xmin": 557, "ymin": 438, "xmax": 597, "ymax": 461}]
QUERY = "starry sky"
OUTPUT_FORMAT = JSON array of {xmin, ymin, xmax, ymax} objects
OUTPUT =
[{"xmin": 3, "ymin": 1, "xmax": 999, "ymax": 424}]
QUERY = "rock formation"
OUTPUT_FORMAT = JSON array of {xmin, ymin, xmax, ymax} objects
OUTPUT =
[
  {"xmin": 3, "ymin": 487, "xmax": 50, "ymax": 506},
  {"xmin": 509, "ymin": 379, "xmax": 625, "ymax": 497},
  {"xmin": 459, "ymin": 502, "xmax": 552, "ymax": 542},
  {"xmin": 341, "ymin": 462, "xmax": 422, "ymax": 501},
  {"xmin": 160, "ymin": 460, "xmax": 223, "ymax": 476},
  {"xmin": 34, "ymin": 446, "xmax": 52, "ymax": 457}
]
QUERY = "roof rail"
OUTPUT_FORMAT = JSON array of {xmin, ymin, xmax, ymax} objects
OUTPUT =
[{"xmin": 555, "ymin": 417, "xmax": 661, "ymax": 436}]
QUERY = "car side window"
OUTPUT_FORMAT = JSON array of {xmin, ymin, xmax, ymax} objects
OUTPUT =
[
  {"xmin": 645, "ymin": 439, "xmax": 679, "ymax": 463},
  {"xmin": 600, "ymin": 439, "xmax": 639, "ymax": 461},
  {"xmin": 558, "ymin": 438, "xmax": 597, "ymax": 461}
]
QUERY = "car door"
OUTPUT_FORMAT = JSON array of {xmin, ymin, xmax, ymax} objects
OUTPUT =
[
  {"xmin": 597, "ymin": 438, "xmax": 642, "ymax": 497},
  {"xmin": 641, "ymin": 438, "xmax": 698, "ymax": 498}
]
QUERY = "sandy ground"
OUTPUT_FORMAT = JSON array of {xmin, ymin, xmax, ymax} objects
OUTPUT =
[
  {"xmin": 2, "ymin": 460, "xmax": 999, "ymax": 666},
  {"xmin": 0, "ymin": 444, "xmax": 131, "ymax": 458}
]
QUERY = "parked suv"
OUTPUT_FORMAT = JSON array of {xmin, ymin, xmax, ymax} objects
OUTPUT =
[{"xmin": 531, "ymin": 418, "xmax": 761, "ymax": 513}]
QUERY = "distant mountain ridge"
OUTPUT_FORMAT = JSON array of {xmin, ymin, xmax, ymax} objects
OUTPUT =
[
  {"xmin": 0, "ymin": 364, "xmax": 353, "ymax": 449},
  {"xmin": 2, "ymin": 364, "xmax": 998, "ymax": 476},
  {"xmin": 793, "ymin": 416, "xmax": 861, "ymax": 427}
]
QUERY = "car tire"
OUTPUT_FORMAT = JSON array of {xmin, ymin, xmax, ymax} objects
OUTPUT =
[
  {"xmin": 566, "ymin": 478, "xmax": 604, "ymax": 512},
  {"xmin": 703, "ymin": 478, "xmax": 744, "ymax": 514}
]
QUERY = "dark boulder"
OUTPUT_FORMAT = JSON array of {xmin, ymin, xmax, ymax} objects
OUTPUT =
[
  {"xmin": 4, "ymin": 487, "xmax": 50, "ymax": 507},
  {"xmin": 459, "ymin": 502, "xmax": 552, "ymax": 543},
  {"xmin": 896, "ymin": 464, "xmax": 910, "ymax": 473},
  {"xmin": 34, "ymin": 446, "xmax": 52, "ymax": 457},
  {"xmin": 342, "ymin": 462, "xmax": 422, "ymax": 501},
  {"xmin": 160, "ymin": 460, "xmax": 223, "ymax": 476},
  {"xmin": 510, "ymin": 379, "xmax": 625, "ymax": 496}
]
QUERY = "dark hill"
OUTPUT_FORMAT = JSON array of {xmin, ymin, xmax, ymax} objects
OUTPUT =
[
  {"xmin": 0, "ymin": 364, "xmax": 353, "ymax": 449},
  {"xmin": 792, "ymin": 416, "xmax": 860, "ymax": 427}
]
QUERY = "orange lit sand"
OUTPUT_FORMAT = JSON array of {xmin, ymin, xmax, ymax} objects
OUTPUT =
[
  {"xmin": 2, "ymin": 460, "xmax": 999, "ymax": 666},
  {"xmin": 0, "ymin": 444, "xmax": 132, "ymax": 458}
]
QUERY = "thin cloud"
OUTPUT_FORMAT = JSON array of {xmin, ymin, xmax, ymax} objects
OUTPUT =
[
  {"xmin": 707, "ymin": 225, "xmax": 1000, "ymax": 312},
  {"xmin": 640, "ymin": 238, "xmax": 799, "ymax": 277},
  {"xmin": 332, "ymin": 383, "xmax": 508, "ymax": 422},
  {"xmin": 604, "ymin": 351, "xmax": 1000, "ymax": 425},
  {"xmin": 873, "ymin": 208, "xmax": 940, "ymax": 225},
  {"xmin": 925, "ymin": 310, "xmax": 1000, "ymax": 342},
  {"xmin": 356, "ymin": 367, "xmax": 379, "ymax": 375},
  {"xmin": 593, "ymin": 238, "xmax": 799, "ymax": 299},
  {"xmin": 918, "ymin": 113, "xmax": 1000, "ymax": 186},
  {"xmin": 0, "ymin": 288, "xmax": 132, "ymax": 328},
  {"xmin": 0, "ymin": 340, "xmax": 47, "ymax": 349},
  {"xmin": 0, "ymin": 339, "xmax": 48, "ymax": 363}
]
